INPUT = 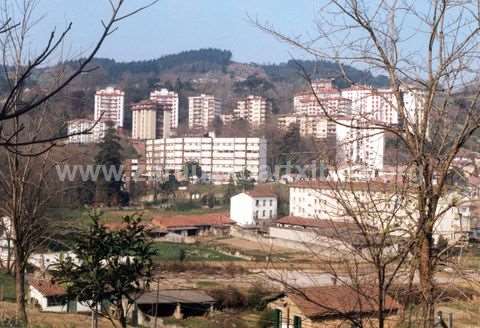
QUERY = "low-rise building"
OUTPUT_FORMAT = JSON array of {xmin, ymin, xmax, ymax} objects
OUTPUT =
[
  {"xmin": 145, "ymin": 134, "xmax": 267, "ymax": 183},
  {"xmin": 150, "ymin": 212, "xmax": 234, "ymax": 240},
  {"xmin": 29, "ymin": 280, "xmax": 91, "ymax": 313},
  {"xmin": 267, "ymin": 285, "xmax": 401, "ymax": 328},
  {"xmin": 288, "ymin": 181, "xmax": 473, "ymax": 243},
  {"xmin": 230, "ymin": 191, "xmax": 277, "ymax": 226},
  {"xmin": 126, "ymin": 289, "xmax": 215, "ymax": 326}
]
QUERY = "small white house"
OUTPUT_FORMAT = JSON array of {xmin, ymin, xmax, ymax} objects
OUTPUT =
[
  {"xmin": 29, "ymin": 279, "xmax": 91, "ymax": 313},
  {"xmin": 230, "ymin": 191, "xmax": 277, "ymax": 226}
]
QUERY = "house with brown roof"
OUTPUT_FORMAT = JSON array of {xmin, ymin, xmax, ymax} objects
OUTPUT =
[
  {"xmin": 126, "ymin": 289, "xmax": 215, "ymax": 327},
  {"xmin": 230, "ymin": 191, "xmax": 277, "ymax": 226},
  {"xmin": 150, "ymin": 212, "xmax": 234, "ymax": 241},
  {"xmin": 28, "ymin": 279, "xmax": 91, "ymax": 313},
  {"xmin": 268, "ymin": 285, "xmax": 401, "ymax": 328}
]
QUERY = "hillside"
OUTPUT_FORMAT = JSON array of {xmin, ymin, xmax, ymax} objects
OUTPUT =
[{"xmin": 31, "ymin": 48, "xmax": 389, "ymax": 129}]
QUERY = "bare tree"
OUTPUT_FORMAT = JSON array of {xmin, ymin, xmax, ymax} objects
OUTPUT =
[
  {"xmin": 0, "ymin": 0, "xmax": 158, "ymax": 152},
  {"xmin": 254, "ymin": 1, "xmax": 480, "ymax": 327},
  {"xmin": 0, "ymin": 0, "xmax": 158, "ymax": 323}
]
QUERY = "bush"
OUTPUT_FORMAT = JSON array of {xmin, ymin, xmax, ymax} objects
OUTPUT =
[
  {"xmin": 247, "ymin": 283, "xmax": 272, "ymax": 310},
  {"xmin": 257, "ymin": 308, "xmax": 277, "ymax": 328},
  {"xmin": 208, "ymin": 286, "xmax": 247, "ymax": 310}
]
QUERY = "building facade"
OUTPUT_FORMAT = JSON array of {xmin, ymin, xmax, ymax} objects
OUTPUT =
[
  {"xmin": 66, "ymin": 119, "xmax": 106, "ymax": 144},
  {"xmin": 277, "ymin": 114, "xmax": 337, "ymax": 139},
  {"xmin": 288, "ymin": 181, "xmax": 473, "ymax": 242},
  {"xmin": 188, "ymin": 94, "xmax": 221, "ymax": 129},
  {"xmin": 131, "ymin": 100, "xmax": 171, "ymax": 140},
  {"xmin": 234, "ymin": 95, "xmax": 271, "ymax": 127},
  {"xmin": 145, "ymin": 135, "xmax": 267, "ymax": 183},
  {"xmin": 150, "ymin": 88, "xmax": 179, "ymax": 129},
  {"xmin": 94, "ymin": 87, "xmax": 125, "ymax": 128},
  {"xmin": 293, "ymin": 80, "xmax": 352, "ymax": 116},
  {"xmin": 341, "ymin": 86, "xmax": 399, "ymax": 125},
  {"xmin": 230, "ymin": 191, "xmax": 278, "ymax": 226}
]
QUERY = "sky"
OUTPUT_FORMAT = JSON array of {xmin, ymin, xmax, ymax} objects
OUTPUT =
[{"xmin": 29, "ymin": 0, "xmax": 322, "ymax": 64}]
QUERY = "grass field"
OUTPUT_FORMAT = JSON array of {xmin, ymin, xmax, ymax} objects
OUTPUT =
[
  {"xmin": 0, "ymin": 302, "xmax": 112, "ymax": 328},
  {"xmin": 0, "ymin": 271, "xmax": 15, "ymax": 301},
  {"xmin": 163, "ymin": 311, "xmax": 259, "ymax": 328},
  {"xmin": 152, "ymin": 242, "xmax": 242, "ymax": 262}
]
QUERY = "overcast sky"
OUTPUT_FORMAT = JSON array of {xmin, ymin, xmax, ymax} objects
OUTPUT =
[{"xmin": 28, "ymin": 0, "xmax": 322, "ymax": 64}]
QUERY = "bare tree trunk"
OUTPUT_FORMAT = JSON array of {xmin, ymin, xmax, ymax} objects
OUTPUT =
[
  {"xmin": 117, "ymin": 301, "xmax": 127, "ymax": 328},
  {"xmin": 14, "ymin": 249, "xmax": 27, "ymax": 324},
  {"xmin": 419, "ymin": 229, "xmax": 435, "ymax": 328}
]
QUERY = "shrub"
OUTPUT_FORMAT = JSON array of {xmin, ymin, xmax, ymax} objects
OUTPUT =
[
  {"xmin": 247, "ymin": 283, "xmax": 272, "ymax": 310},
  {"xmin": 208, "ymin": 286, "xmax": 247, "ymax": 310}
]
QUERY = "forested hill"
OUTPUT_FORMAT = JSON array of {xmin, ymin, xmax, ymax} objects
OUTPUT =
[
  {"xmin": 78, "ymin": 48, "xmax": 388, "ymax": 88},
  {"xmin": 37, "ymin": 48, "xmax": 388, "ymax": 127}
]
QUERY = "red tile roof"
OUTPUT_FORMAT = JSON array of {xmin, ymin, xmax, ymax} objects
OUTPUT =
[
  {"xmin": 29, "ymin": 279, "xmax": 66, "ymax": 297},
  {"xmin": 290, "ymin": 180, "xmax": 406, "ymax": 193},
  {"xmin": 152, "ymin": 212, "xmax": 234, "ymax": 229},
  {"xmin": 288, "ymin": 285, "xmax": 401, "ymax": 318}
]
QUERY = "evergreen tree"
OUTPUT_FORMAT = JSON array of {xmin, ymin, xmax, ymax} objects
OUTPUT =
[
  {"xmin": 53, "ymin": 213, "xmax": 156, "ymax": 328},
  {"xmin": 277, "ymin": 124, "xmax": 303, "ymax": 174},
  {"xmin": 95, "ymin": 125, "xmax": 125, "ymax": 206}
]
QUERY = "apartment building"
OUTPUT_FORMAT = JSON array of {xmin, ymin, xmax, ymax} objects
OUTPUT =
[
  {"xmin": 188, "ymin": 94, "xmax": 221, "ymax": 129},
  {"xmin": 131, "ymin": 100, "xmax": 171, "ymax": 140},
  {"xmin": 277, "ymin": 114, "xmax": 336, "ymax": 139},
  {"xmin": 338, "ymin": 120, "xmax": 385, "ymax": 171},
  {"xmin": 66, "ymin": 119, "xmax": 107, "ymax": 144},
  {"xmin": 293, "ymin": 80, "xmax": 352, "ymax": 116},
  {"xmin": 145, "ymin": 134, "xmax": 267, "ymax": 183},
  {"xmin": 94, "ymin": 87, "xmax": 125, "ymax": 128},
  {"xmin": 234, "ymin": 95, "xmax": 271, "ymax": 127},
  {"xmin": 150, "ymin": 88, "xmax": 179, "ymax": 129},
  {"xmin": 341, "ymin": 86, "xmax": 399, "ymax": 125},
  {"xmin": 288, "ymin": 181, "xmax": 473, "ymax": 242}
]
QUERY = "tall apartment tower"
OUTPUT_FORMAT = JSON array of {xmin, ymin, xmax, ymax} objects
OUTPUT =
[
  {"xmin": 150, "ymin": 88, "xmax": 179, "ymax": 129},
  {"xmin": 188, "ymin": 94, "xmax": 221, "ymax": 129},
  {"xmin": 131, "ymin": 100, "xmax": 171, "ymax": 140},
  {"xmin": 234, "ymin": 95, "xmax": 271, "ymax": 127},
  {"xmin": 94, "ymin": 87, "xmax": 125, "ymax": 128},
  {"xmin": 293, "ymin": 80, "xmax": 351, "ymax": 116}
]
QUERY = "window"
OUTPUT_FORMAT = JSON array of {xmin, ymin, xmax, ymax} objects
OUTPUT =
[
  {"xmin": 256, "ymin": 200, "xmax": 259, "ymax": 206},
  {"xmin": 270, "ymin": 199, "xmax": 273, "ymax": 206},
  {"xmin": 262, "ymin": 210, "xmax": 266, "ymax": 217},
  {"xmin": 293, "ymin": 316, "xmax": 302, "ymax": 328},
  {"xmin": 47, "ymin": 296, "xmax": 66, "ymax": 307},
  {"xmin": 273, "ymin": 309, "xmax": 282, "ymax": 328},
  {"xmin": 269, "ymin": 210, "xmax": 272, "ymax": 218},
  {"xmin": 263, "ymin": 200, "xmax": 266, "ymax": 206},
  {"xmin": 255, "ymin": 210, "xmax": 258, "ymax": 218}
]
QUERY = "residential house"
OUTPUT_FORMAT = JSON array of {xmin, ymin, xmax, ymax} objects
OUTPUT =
[
  {"xmin": 230, "ymin": 191, "xmax": 278, "ymax": 226},
  {"xmin": 150, "ymin": 212, "xmax": 234, "ymax": 241},
  {"xmin": 268, "ymin": 285, "xmax": 402, "ymax": 328},
  {"xmin": 29, "ymin": 279, "xmax": 91, "ymax": 313}
]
